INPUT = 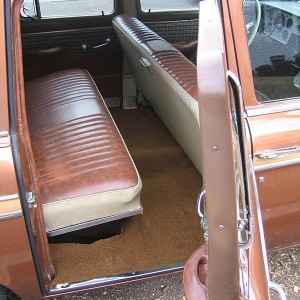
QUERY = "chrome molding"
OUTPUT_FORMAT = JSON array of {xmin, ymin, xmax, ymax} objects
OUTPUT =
[
  {"xmin": 247, "ymin": 99, "xmax": 300, "ymax": 117},
  {"xmin": 0, "ymin": 193, "xmax": 19, "ymax": 202},
  {"xmin": 254, "ymin": 157, "xmax": 300, "ymax": 172},
  {"xmin": 255, "ymin": 146, "xmax": 300, "ymax": 160},
  {"xmin": 0, "ymin": 130, "xmax": 9, "ymax": 137},
  {"xmin": 269, "ymin": 282, "xmax": 287, "ymax": 300},
  {"xmin": 250, "ymin": 164, "xmax": 271, "ymax": 286},
  {"xmin": 0, "ymin": 210, "xmax": 22, "ymax": 221},
  {"xmin": 49, "ymin": 262, "xmax": 184, "ymax": 295},
  {"xmin": 47, "ymin": 207, "xmax": 143, "ymax": 237},
  {"xmin": 0, "ymin": 131, "xmax": 10, "ymax": 147},
  {"xmin": 228, "ymin": 71, "xmax": 254, "ymax": 249}
]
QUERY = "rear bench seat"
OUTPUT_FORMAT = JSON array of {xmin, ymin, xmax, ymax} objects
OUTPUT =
[
  {"xmin": 25, "ymin": 69, "xmax": 142, "ymax": 237},
  {"xmin": 112, "ymin": 15, "xmax": 202, "ymax": 173}
]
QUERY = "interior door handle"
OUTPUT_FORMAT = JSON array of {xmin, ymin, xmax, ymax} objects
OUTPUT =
[
  {"xmin": 140, "ymin": 57, "xmax": 152, "ymax": 73},
  {"xmin": 92, "ymin": 38, "xmax": 111, "ymax": 49}
]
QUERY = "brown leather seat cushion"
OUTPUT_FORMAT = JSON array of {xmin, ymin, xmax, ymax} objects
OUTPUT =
[{"xmin": 25, "ymin": 69, "xmax": 142, "ymax": 234}]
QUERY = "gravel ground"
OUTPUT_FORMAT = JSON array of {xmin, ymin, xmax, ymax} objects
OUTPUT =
[
  {"xmin": 269, "ymin": 247, "xmax": 300, "ymax": 300},
  {"xmin": 52, "ymin": 246, "xmax": 300, "ymax": 300}
]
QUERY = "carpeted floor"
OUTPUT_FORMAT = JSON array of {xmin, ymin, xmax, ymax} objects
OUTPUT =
[{"xmin": 50, "ymin": 106, "xmax": 204, "ymax": 284}]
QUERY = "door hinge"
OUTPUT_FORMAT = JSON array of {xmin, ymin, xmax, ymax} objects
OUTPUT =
[{"xmin": 26, "ymin": 191, "xmax": 36, "ymax": 208}]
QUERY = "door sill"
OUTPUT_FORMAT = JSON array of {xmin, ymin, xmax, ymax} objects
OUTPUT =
[{"xmin": 47, "ymin": 262, "xmax": 185, "ymax": 297}]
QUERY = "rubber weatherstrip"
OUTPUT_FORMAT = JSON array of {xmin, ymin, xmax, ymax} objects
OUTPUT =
[{"xmin": 4, "ymin": 0, "xmax": 47, "ymax": 296}]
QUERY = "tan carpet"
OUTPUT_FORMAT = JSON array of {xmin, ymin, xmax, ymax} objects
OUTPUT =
[{"xmin": 50, "ymin": 106, "xmax": 204, "ymax": 284}]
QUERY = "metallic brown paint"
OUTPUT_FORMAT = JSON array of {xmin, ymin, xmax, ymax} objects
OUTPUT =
[
  {"xmin": 197, "ymin": 1, "xmax": 240, "ymax": 298},
  {"xmin": 11, "ymin": 0, "xmax": 56, "ymax": 287},
  {"xmin": 0, "ymin": 1, "xmax": 42, "ymax": 298},
  {"xmin": 0, "ymin": 0, "xmax": 298, "ymax": 299},
  {"xmin": 248, "ymin": 110, "xmax": 300, "ymax": 249}
]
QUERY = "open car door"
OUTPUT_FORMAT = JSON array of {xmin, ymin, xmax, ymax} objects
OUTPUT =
[{"xmin": 183, "ymin": 0, "xmax": 287, "ymax": 299}]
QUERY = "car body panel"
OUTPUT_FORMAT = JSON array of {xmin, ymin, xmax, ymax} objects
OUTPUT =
[
  {"xmin": 0, "ymin": 0, "xmax": 298, "ymax": 298},
  {"xmin": 248, "ymin": 109, "xmax": 300, "ymax": 249}
]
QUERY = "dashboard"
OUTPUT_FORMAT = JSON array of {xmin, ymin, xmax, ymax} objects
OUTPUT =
[{"xmin": 261, "ymin": 1, "xmax": 300, "ymax": 44}]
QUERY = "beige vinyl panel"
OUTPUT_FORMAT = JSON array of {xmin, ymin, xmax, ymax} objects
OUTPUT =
[{"xmin": 113, "ymin": 21, "xmax": 202, "ymax": 174}]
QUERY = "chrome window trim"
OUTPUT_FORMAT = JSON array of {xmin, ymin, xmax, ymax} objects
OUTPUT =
[{"xmin": 246, "ymin": 99, "xmax": 300, "ymax": 117}]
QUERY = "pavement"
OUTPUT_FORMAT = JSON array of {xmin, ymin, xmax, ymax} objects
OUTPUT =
[{"xmin": 53, "ymin": 246, "xmax": 300, "ymax": 300}]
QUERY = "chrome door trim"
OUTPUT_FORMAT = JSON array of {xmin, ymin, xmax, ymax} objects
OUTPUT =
[
  {"xmin": 247, "ymin": 99, "xmax": 300, "ymax": 117},
  {"xmin": 49, "ymin": 262, "xmax": 184, "ymax": 295},
  {"xmin": 254, "ymin": 158, "xmax": 300, "ymax": 172},
  {"xmin": 269, "ymin": 282, "xmax": 287, "ymax": 300},
  {"xmin": 228, "ymin": 71, "xmax": 254, "ymax": 249}
]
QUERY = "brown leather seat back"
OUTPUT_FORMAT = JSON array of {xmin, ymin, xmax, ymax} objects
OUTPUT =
[{"xmin": 113, "ymin": 15, "xmax": 202, "ymax": 173}]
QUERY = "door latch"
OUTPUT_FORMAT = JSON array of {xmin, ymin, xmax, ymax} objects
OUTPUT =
[{"xmin": 26, "ymin": 191, "xmax": 36, "ymax": 208}]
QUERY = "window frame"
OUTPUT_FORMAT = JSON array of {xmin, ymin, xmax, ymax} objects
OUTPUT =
[
  {"xmin": 22, "ymin": 0, "xmax": 117, "ymax": 21},
  {"xmin": 21, "ymin": 0, "xmax": 121, "ymax": 34},
  {"xmin": 137, "ymin": 0, "xmax": 199, "ymax": 22},
  {"xmin": 138, "ymin": 0, "xmax": 199, "ymax": 14}
]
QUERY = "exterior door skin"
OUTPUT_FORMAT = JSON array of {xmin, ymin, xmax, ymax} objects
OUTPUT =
[{"xmin": 183, "ymin": 0, "xmax": 271, "ymax": 299}]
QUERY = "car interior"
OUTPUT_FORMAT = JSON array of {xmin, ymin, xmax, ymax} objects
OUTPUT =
[
  {"xmin": 17, "ymin": 0, "xmax": 205, "ymax": 286},
  {"xmin": 14, "ymin": 0, "xmax": 300, "ymax": 288}
]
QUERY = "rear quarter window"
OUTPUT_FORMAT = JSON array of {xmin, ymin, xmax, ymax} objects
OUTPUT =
[
  {"xmin": 22, "ymin": 0, "xmax": 114, "ymax": 18},
  {"xmin": 140, "ymin": 0, "xmax": 199, "ymax": 12}
]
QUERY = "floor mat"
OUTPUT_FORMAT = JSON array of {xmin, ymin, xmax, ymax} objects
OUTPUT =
[{"xmin": 50, "ymin": 106, "xmax": 204, "ymax": 284}]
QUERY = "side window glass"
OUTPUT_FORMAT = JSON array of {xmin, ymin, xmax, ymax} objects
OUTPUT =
[
  {"xmin": 140, "ymin": 0, "xmax": 199, "ymax": 12},
  {"xmin": 244, "ymin": 0, "xmax": 300, "ymax": 103},
  {"xmin": 22, "ymin": 0, "xmax": 114, "ymax": 19}
]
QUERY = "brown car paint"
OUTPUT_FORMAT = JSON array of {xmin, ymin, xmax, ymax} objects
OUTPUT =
[
  {"xmin": 0, "ymin": 0, "xmax": 298, "ymax": 299},
  {"xmin": 226, "ymin": 0, "xmax": 300, "ymax": 251}
]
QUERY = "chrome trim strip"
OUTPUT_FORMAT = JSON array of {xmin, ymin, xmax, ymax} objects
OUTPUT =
[
  {"xmin": 250, "ymin": 164, "xmax": 271, "ymax": 289},
  {"xmin": 145, "ymin": 19, "xmax": 198, "ymax": 25},
  {"xmin": 228, "ymin": 71, "xmax": 254, "ymax": 249},
  {"xmin": 0, "ymin": 130, "xmax": 9, "ymax": 137},
  {"xmin": 254, "ymin": 158, "xmax": 300, "ymax": 172},
  {"xmin": 47, "ymin": 207, "xmax": 143, "ymax": 237},
  {"xmin": 0, "ymin": 210, "xmax": 23, "ymax": 221},
  {"xmin": 247, "ymin": 99, "xmax": 300, "ymax": 117},
  {"xmin": 269, "ymin": 282, "xmax": 287, "ymax": 300},
  {"xmin": 49, "ymin": 262, "xmax": 184, "ymax": 295},
  {"xmin": 255, "ymin": 146, "xmax": 300, "ymax": 160},
  {"xmin": 0, "ymin": 194, "xmax": 19, "ymax": 202}
]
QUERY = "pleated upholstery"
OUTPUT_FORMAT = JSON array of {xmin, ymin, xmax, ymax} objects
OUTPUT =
[
  {"xmin": 113, "ymin": 15, "xmax": 198, "ymax": 101},
  {"xmin": 25, "ymin": 69, "xmax": 142, "ymax": 233}
]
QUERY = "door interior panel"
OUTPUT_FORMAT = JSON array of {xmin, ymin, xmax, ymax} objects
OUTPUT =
[{"xmin": 21, "ymin": 16, "xmax": 122, "ymax": 99}]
